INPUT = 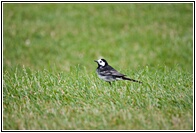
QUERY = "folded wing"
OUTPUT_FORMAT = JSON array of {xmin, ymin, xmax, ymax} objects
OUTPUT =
[{"xmin": 99, "ymin": 65, "xmax": 125, "ymax": 77}]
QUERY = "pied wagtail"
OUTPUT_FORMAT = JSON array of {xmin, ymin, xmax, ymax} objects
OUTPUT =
[{"xmin": 94, "ymin": 59, "xmax": 142, "ymax": 85}]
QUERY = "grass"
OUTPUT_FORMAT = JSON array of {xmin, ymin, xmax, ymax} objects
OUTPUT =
[{"xmin": 3, "ymin": 3, "xmax": 193, "ymax": 130}]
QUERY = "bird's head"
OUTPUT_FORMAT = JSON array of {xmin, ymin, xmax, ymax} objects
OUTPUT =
[{"xmin": 94, "ymin": 59, "xmax": 108, "ymax": 67}]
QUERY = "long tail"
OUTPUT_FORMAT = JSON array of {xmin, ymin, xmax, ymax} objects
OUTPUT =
[{"xmin": 122, "ymin": 76, "xmax": 142, "ymax": 84}]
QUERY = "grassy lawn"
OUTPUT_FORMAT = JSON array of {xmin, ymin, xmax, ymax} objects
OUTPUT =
[{"xmin": 3, "ymin": 3, "xmax": 193, "ymax": 130}]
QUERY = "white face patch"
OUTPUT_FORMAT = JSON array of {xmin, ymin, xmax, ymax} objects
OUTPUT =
[{"xmin": 97, "ymin": 59, "xmax": 105, "ymax": 66}]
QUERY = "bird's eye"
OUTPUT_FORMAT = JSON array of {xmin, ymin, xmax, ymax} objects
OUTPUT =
[{"xmin": 100, "ymin": 61, "xmax": 102, "ymax": 63}]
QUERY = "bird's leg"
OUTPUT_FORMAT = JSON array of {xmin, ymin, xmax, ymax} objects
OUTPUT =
[{"xmin": 108, "ymin": 82, "xmax": 112, "ymax": 86}]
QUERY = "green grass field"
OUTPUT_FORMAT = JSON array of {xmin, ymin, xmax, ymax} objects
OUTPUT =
[{"xmin": 3, "ymin": 3, "xmax": 193, "ymax": 130}]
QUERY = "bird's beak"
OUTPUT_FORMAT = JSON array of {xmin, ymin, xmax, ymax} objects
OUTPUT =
[{"xmin": 94, "ymin": 60, "xmax": 97, "ymax": 63}]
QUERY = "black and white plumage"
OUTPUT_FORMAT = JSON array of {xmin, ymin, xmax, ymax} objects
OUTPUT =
[{"xmin": 94, "ymin": 59, "xmax": 142, "ymax": 85}]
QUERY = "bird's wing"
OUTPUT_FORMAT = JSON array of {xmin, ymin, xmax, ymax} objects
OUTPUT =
[
  {"xmin": 110, "ymin": 69, "xmax": 125, "ymax": 76},
  {"xmin": 99, "ymin": 65, "xmax": 125, "ymax": 77}
]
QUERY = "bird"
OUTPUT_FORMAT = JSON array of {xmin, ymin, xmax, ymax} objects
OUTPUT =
[{"xmin": 94, "ymin": 58, "xmax": 142, "ymax": 85}]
